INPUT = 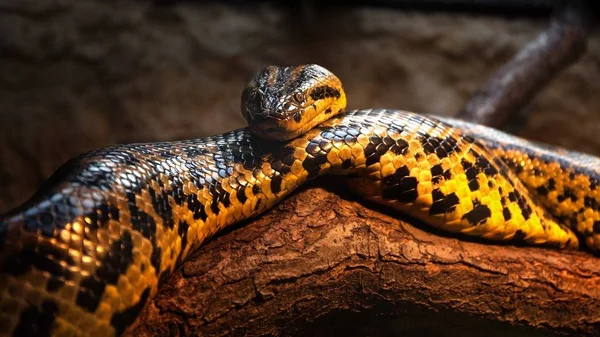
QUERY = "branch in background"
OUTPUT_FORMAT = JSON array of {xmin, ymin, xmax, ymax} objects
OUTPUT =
[{"xmin": 456, "ymin": 0, "xmax": 592, "ymax": 129}]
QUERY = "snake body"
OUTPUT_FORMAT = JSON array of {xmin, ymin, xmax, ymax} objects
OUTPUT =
[{"xmin": 1, "ymin": 64, "xmax": 599, "ymax": 337}]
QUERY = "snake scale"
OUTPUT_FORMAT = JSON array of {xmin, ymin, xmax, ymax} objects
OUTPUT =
[{"xmin": 1, "ymin": 64, "xmax": 599, "ymax": 337}]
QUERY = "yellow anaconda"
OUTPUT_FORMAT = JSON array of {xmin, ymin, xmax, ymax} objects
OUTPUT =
[{"xmin": 1, "ymin": 64, "xmax": 599, "ymax": 337}]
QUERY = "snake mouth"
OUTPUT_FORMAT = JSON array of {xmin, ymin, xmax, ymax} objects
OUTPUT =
[
  {"xmin": 243, "ymin": 99, "xmax": 310, "ymax": 141},
  {"xmin": 246, "ymin": 111, "xmax": 307, "ymax": 141}
]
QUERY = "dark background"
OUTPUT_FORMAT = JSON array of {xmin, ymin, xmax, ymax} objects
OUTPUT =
[{"xmin": 1, "ymin": 0, "xmax": 599, "ymax": 213}]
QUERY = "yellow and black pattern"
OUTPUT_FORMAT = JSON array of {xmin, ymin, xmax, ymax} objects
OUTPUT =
[
  {"xmin": 0, "ymin": 64, "xmax": 596, "ymax": 337},
  {"xmin": 435, "ymin": 116, "xmax": 600, "ymax": 251}
]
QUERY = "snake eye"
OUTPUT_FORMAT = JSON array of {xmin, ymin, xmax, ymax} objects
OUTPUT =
[{"xmin": 293, "ymin": 92, "xmax": 305, "ymax": 104}]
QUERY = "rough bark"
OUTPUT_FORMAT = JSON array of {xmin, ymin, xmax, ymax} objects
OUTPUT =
[{"xmin": 129, "ymin": 183, "xmax": 600, "ymax": 337}]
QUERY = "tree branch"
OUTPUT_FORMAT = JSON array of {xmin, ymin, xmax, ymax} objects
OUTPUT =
[
  {"xmin": 129, "ymin": 185, "xmax": 600, "ymax": 337},
  {"xmin": 456, "ymin": 0, "xmax": 592, "ymax": 128}
]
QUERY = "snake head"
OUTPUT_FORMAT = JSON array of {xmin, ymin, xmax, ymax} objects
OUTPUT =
[{"xmin": 241, "ymin": 64, "xmax": 347, "ymax": 141}]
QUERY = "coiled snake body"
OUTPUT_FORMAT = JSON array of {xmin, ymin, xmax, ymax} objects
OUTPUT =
[{"xmin": 1, "ymin": 64, "xmax": 599, "ymax": 337}]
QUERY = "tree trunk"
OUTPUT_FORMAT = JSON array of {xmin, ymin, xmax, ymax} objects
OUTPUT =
[{"xmin": 128, "ymin": 181, "xmax": 600, "ymax": 337}]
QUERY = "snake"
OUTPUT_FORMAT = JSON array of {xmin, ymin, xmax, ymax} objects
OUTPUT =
[{"xmin": 1, "ymin": 64, "xmax": 599, "ymax": 337}]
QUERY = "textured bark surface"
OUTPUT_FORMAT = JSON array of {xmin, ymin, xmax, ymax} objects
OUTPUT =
[{"xmin": 128, "ymin": 184, "xmax": 600, "ymax": 337}]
